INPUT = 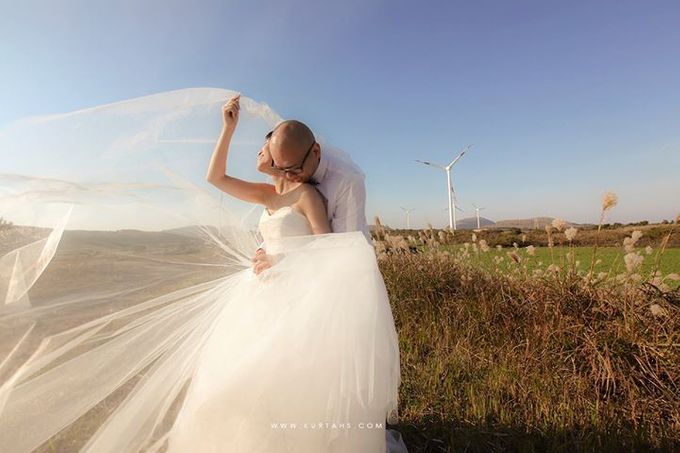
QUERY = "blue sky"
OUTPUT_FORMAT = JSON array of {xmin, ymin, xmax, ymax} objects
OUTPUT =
[{"xmin": 1, "ymin": 0, "xmax": 679, "ymax": 228}]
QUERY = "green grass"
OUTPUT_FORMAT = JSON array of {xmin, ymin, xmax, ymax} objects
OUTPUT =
[{"xmin": 441, "ymin": 245, "xmax": 680, "ymax": 280}]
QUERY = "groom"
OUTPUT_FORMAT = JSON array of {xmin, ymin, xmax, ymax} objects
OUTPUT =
[
  {"xmin": 252, "ymin": 120, "xmax": 409, "ymax": 453},
  {"xmin": 251, "ymin": 119, "xmax": 371, "ymax": 274}
]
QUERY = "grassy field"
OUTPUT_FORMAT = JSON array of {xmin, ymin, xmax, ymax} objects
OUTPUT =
[
  {"xmin": 441, "ymin": 245, "xmax": 680, "ymax": 283},
  {"xmin": 1, "ymin": 215, "xmax": 678, "ymax": 452},
  {"xmin": 375, "ymin": 222, "xmax": 680, "ymax": 452}
]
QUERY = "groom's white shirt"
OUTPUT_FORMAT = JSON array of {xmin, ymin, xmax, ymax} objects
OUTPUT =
[
  {"xmin": 308, "ymin": 147, "xmax": 372, "ymax": 243},
  {"xmin": 259, "ymin": 146, "xmax": 372, "ymax": 249}
]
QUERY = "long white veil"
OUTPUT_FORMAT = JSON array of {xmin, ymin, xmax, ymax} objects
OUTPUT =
[{"xmin": 0, "ymin": 88, "xmax": 389, "ymax": 452}]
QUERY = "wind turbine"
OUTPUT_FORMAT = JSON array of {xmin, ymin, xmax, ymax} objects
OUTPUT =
[
  {"xmin": 472, "ymin": 203, "xmax": 486, "ymax": 230},
  {"xmin": 443, "ymin": 187, "xmax": 464, "ymax": 229},
  {"xmin": 416, "ymin": 144, "xmax": 472, "ymax": 230},
  {"xmin": 400, "ymin": 207, "xmax": 415, "ymax": 229},
  {"xmin": 443, "ymin": 204, "xmax": 464, "ymax": 230}
]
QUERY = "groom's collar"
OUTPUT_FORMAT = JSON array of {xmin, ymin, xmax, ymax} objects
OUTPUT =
[{"xmin": 310, "ymin": 146, "xmax": 328, "ymax": 184}]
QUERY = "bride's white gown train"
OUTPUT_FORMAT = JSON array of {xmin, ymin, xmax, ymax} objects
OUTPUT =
[
  {"xmin": 0, "ymin": 88, "xmax": 404, "ymax": 453},
  {"xmin": 165, "ymin": 206, "xmax": 402, "ymax": 452}
]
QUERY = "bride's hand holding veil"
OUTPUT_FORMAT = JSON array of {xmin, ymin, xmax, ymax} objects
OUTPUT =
[
  {"xmin": 205, "ymin": 95, "xmax": 276, "ymax": 205},
  {"xmin": 222, "ymin": 93, "xmax": 240, "ymax": 131}
]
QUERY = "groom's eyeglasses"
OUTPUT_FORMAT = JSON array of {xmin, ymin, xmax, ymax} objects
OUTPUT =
[{"xmin": 265, "ymin": 130, "xmax": 315, "ymax": 176}]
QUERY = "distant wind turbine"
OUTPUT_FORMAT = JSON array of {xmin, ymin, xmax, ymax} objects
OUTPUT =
[
  {"xmin": 400, "ymin": 207, "xmax": 415, "ymax": 229},
  {"xmin": 443, "ymin": 202, "xmax": 464, "ymax": 213},
  {"xmin": 472, "ymin": 203, "xmax": 486, "ymax": 230},
  {"xmin": 443, "ymin": 199, "xmax": 464, "ymax": 227},
  {"xmin": 416, "ymin": 144, "xmax": 472, "ymax": 230}
]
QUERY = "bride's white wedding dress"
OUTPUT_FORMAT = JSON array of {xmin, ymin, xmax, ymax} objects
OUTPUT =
[
  {"xmin": 165, "ymin": 205, "xmax": 402, "ymax": 452},
  {"xmin": 0, "ymin": 88, "xmax": 404, "ymax": 453}
]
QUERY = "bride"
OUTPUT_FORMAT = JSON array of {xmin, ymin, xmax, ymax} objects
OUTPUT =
[
  {"xmin": 0, "ymin": 89, "xmax": 402, "ymax": 452},
  {"xmin": 165, "ymin": 95, "xmax": 402, "ymax": 452}
]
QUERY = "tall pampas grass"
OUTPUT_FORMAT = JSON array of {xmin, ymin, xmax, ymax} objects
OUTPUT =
[
  {"xmin": 588, "ymin": 191, "xmax": 618, "ymax": 281},
  {"xmin": 650, "ymin": 212, "xmax": 679, "ymax": 280}
]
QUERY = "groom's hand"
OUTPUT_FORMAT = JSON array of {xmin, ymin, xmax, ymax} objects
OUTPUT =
[{"xmin": 252, "ymin": 248, "xmax": 272, "ymax": 275}]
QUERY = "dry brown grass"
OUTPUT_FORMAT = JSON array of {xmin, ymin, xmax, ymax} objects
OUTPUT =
[{"xmin": 377, "ymin": 225, "xmax": 680, "ymax": 452}]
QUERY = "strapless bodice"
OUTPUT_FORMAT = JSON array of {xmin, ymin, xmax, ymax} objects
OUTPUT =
[{"xmin": 257, "ymin": 206, "xmax": 313, "ymax": 249}]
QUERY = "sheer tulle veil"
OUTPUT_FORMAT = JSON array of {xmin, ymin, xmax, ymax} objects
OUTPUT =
[{"xmin": 0, "ymin": 88, "xmax": 398, "ymax": 452}]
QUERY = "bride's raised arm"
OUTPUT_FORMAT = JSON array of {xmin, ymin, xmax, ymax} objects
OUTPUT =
[{"xmin": 206, "ymin": 94, "xmax": 276, "ymax": 205}]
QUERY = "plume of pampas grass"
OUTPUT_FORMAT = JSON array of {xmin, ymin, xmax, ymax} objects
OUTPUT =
[
  {"xmin": 552, "ymin": 218, "xmax": 566, "ymax": 232},
  {"xmin": 565, "ymin": 227, "xmax": 578, "ymax": 242},
  {"xmin": 374, "ymin": 215, "xmax": 386, "ymax": 241},
  {"xmin": 507, "ymin": 251, "xmax": 521, "ymax": 264},
  {"xmin": 545, "ymin": 225, "xmax": 554, "ymax": 247},
  {"xmin": 545, "ymin": 224, "xmax": 555, "ymax": 266},
  {"xmin": 623, "ymin": 230, "xmax": 643, "ymax": 253},
  {"xmin": 624, "ymin": 252, "xmax": 644, "ymax": 273},
  {"xmin": 602, "ymin": 191, "xmax": 618, "ymax": 212},
  {"xmin": 588, "ymin": 191, "xmax": 619, "ymax": 281}
]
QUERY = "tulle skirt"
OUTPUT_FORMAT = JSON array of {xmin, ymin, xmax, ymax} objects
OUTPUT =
[
  {"xmin": 0, "ymin": 87, "xmax": 401, "ymax": 452},
  {"xmin": 165, "ymin": 231, "xmax": 401, "ymax": 453},
  {"xmin": 0, "ymin": 230, "xmax": 400, "ymax": 453}
]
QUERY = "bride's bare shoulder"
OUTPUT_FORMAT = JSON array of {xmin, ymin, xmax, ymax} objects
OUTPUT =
[
  {"xmin": 297, "ymin": 183, "xmax": 327, "ymax": 207},
  {"xmin": 295, "ymin": 183, "xmax": 330, "ymax": 233}
]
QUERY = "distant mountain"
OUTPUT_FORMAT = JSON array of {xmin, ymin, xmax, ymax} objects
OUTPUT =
[
  {"xmin": 59, "ymin": 229, "xmax": 202, "ymax": 250},
  {"xmin": 162, "ymin": 225, "xmax": 217, "ymax": 239},
  {"xmin": 162, "ymin": 224, "xmax": 259, "ymax": 239},
  {"xmin": 491, "ymin": 217, "xmax": 577, "ymax": 230},
  {"xmin": 456, "ymin": 216, "xmax": 496, "ymax": 230},
  {"xmin": 369, "ymin": 224, "xmax": 394, "ymax": 232},
  {"xmin": 0, "ymin": 225, "xmax": 52, "ymax": 256}
]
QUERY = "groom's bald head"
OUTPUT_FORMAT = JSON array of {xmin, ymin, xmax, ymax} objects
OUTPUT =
[
  {"xmin": 274, "ymin": 120, "xmax": 314, "ymax": 151},
  {"xmin": 268, "ymin": 120, "xmax": 321, "ymax": 182}
]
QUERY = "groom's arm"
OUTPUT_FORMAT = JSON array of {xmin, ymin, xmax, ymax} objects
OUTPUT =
[{"xmin": 332, "ymin": 173, "xmax": 372, "ymax": 243}]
